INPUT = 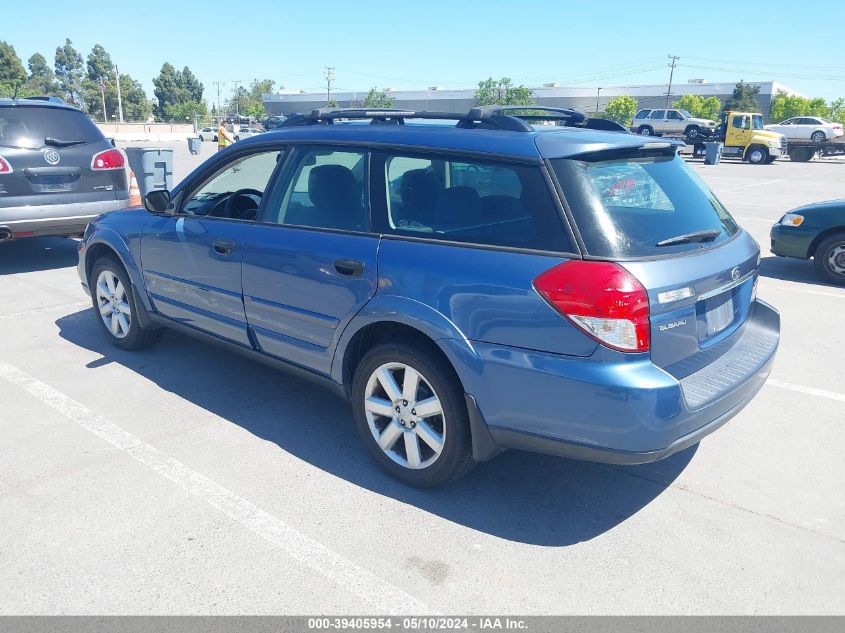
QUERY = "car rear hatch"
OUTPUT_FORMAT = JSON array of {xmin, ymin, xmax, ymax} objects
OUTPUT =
[
  {"xmin": 550, "ymin": 146, "xmax": 761, "ymax": 378},
  {"xmin": 0, "ymin": 104, "xmax": 127, "ymax": 209}
]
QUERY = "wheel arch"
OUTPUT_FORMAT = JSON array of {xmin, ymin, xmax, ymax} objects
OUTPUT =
[
  {"xmin": 84, "ymin": 231, "xmax": 152, "ymax": 311},
  {"xmin": 808, "ymin": 226, "xmax": 845, "ymax": 259},
  {"xmin": 332, "ymin": 296, "xmax": 478, "ymax": 388}
]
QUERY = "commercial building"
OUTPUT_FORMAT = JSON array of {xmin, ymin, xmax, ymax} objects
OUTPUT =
[{"xmin": 262, "ymin": 80, "xmax": 801, "ymax": 118}]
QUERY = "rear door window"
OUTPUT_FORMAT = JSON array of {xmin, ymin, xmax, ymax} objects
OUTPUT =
[
  {"xmin": 0, "ymin": 106, "xmax": 104, "ymax": 149},
  {"xmin": 552, "ymin": 153, "xmax": 739, "ymax": 258},
  {"xmin": 373, "ymin": 151, "xmax": 572, "ymax": 252},
  {"xmin": 649, "ymin": 110, "xmax": 666, "ymax": 120}
]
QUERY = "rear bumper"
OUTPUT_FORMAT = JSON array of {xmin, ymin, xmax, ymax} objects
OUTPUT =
[
  {"xmin": 445, "ymin": 299, "xmax": 779, "ymax": 463},
  {"xmin": 0, "ymin": 199, "xmax": 129, "ymax": 237}
]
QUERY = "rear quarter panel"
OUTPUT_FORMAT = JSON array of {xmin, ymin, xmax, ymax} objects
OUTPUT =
[{"xmin": 365, "ymin": 238, "xmax": 598, "ymax": 355}]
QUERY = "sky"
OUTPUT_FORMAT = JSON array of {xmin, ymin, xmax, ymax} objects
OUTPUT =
[{"xmin": 5, "ymin": 0, "xmax": 845, "ymax": 106}]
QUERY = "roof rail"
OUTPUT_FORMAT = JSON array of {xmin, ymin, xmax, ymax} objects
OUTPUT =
[{"xmin": 277, "ymin": 107, "xmax": 627, "ymax": 134}]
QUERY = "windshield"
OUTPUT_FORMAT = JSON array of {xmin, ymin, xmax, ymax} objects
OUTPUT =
[
  {"xmin": 752, "ymin": 115, "xmax": 764, "ymax": 130},
  {"xmin": 678, "ymin": 109, "xmax": 694, "ymax": 118},
  {"xmin": 0, "ymin": 106, "xmax": 103, "ymax": 149},
  {"xmin": 552, "ymin": 153, "xmax": 739, "ymax": 258}
]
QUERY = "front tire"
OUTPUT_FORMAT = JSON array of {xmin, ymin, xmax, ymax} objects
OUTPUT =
[
  {"xmin": 813, "ymin": 232, "xmax": 845, "ymax": 286},
  {"xmin": 684, "ymin": 125, "xmax": 701, "ymax": 142},
  {"xmin": 351, "ymin": 342, "xmax": 474, "ymax": 487},
  {"xmin": 746, "ymin": 146, "xmax": 769, "ymax": 164},
  {"xmin": 90, "ymin": 256, "xmax": 163, "ymax": 350},
  {"xmin": 198, "ymin": 135, "xmax": 205, "ymax": 142}
]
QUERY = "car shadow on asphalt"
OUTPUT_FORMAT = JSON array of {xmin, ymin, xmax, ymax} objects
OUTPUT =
[
  {"xmin": 57, "ymin": 308, "xmax": 696, "ymax": 547},
  {"xmin": 0, "ymin": 237, "xmax": 79, "ymax": 275},
  {"xmin": 758, "ymin": 255, "xmax": 837, "ymax": 287}
]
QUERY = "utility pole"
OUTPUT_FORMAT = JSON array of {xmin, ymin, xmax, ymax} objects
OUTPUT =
[
  {"xmin": 213, "ymin": 81, "xmax": 225, "ymax": 121},
  {"xmin": 666, "ymin": 55, "xmax": 679, "ymax": 109},
  {"xmin": 232, "ymin": 80, "xmax": 242, "ymax": 117},
  {"xmin": 596, "ymin": 87, "xmax": 602, "ymax": 113},
  {"xmin": 114, "ymin": 65, "xmax": 124, "ymax": 123},
  {"xmin": 98, "ymin": 77, "xmax": 107, "ymax": 123},
  {"xmin": 324, "ymin": 66, "xmax": 335, "ymax": 106}
]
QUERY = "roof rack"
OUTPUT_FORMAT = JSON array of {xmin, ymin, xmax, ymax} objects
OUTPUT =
[{"xmin": 278, "ymin": 107, "xmax": 628, "ymax": 133}]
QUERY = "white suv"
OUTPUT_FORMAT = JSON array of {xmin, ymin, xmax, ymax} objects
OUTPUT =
[{"xmin": 631, "ymin": 108, "xmax": 718, "ymax": 140}]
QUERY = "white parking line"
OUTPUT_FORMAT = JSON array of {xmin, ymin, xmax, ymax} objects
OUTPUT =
[
  {"xmin": 759, "ymin": 282, "xmax": 845, "ymax": 299},
  {"xmin": 0, "ymin": 301, "xmax": 90, "ymax": 320},
  {"xmin": 767, "ymin": 379, "xmax": 845, "ymax": 404},
  {"xmin": 0, "ymin": 359, "xmax": 429, "ymax": 615},
  {"xmin": 715, "ymin": 179, "xmax": 782, "ymax": 194}
]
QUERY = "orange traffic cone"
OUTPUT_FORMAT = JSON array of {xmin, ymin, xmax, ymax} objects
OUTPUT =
[{"xmin": 128, "ymin": 170, "xmax": 142, "ymax": 207}]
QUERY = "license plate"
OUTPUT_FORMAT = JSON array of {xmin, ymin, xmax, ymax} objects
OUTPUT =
[{"xmin": 705, "ymin": 297, "xmax": 734, "ymax": 336}]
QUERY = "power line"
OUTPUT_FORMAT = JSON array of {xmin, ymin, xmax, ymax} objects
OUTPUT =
[{"xmin": 666, "ymin": 54, "xmax": 680, "ymax": 108}]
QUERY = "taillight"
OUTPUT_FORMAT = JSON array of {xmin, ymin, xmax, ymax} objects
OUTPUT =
[
  {"xmin": 534, "ymin": 260, "xmax": 650, "ymax": 352},
  {"xmin": 90, "ymin": 148, "xmax": 125, "ymax": 170},
  {"xmin": 0, "ymin": 156, "xmax": 12, "ymax": 174}
]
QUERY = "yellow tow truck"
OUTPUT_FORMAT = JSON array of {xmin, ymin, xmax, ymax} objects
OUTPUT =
[{"xmin": 691, "ymin": 111, "xmax": 788, "ymax": 164}]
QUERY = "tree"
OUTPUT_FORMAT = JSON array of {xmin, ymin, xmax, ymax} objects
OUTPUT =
[
  {"xmin": 153, "ymin": 63, "xmax": 205, "ymax": 119},
  {"xmin": 0, "ymin": 40, "xmax": 27, "ymax": 96},
  {"xmin": 179, "ymin": 66, "xmax": 203, "ymax": 103},
  {"xmin": 86, "ymin": 44, "xmax": 114, "ymax": 82},
  {"xmin": 54, "ymin": 39, "xmax": 84, "ymax": 105},
  {"xmin": 828, "ymin": 98, "xmax": 845, "ymax": 124},
  {"xmin": 673, "ymin": 94, "xmax": 721, "ymax": 121},
  {"xmin": 769, "ymin": 91, "xmax": 837, "ymax": 123},
  {"xmin": 603, "ymin": 95, "xmax": 639, "ymax": 126},
  {"xmin": 361, "ymin": 87, "xmax": 395, "ymax": 109},
  {"xmin": 723, "ymin": 81, "xmax": 760, "ymax": 113},
  {"xmin": 225, "ymin": 79, "xmax": 275, "ymax": 118},
  {"xmin": 164, "ymin": 100, "xmax": 207, "ymax": 124},
  {"xmin": 474, "ymin": 77, "xmax": 534, "ymax": 106},
  {"xmin": 26, "ymin": 52, "xmax": 60, "ymax": 97}
]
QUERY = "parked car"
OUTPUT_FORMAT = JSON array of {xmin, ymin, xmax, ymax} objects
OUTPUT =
[
  {"xmin": 77, "ymin": 107, "xmax": 779, "ymax": 487},
  {"xmin": 631, "ymin": 108, "xmax": 718, "ymax": 140},
  {"xmin": 234, "ymin": 127, "xmax": 264, "ymax": 141},
  {"xmin": 764, "ymin": 117, "xmax": 844, "ymax": 144},
  {"xmin": 770, "ymin": 200, "xmax": 845, "ymax": 284},
  {"xmin": 1, "ymin": 98, "xmax": 128, "ymax": 242},
  {"xmin": 197, "ymin": 127, "xmax": 218, "ymax": 142}
]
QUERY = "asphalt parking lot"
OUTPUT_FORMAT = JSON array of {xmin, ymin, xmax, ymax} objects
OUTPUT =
[{"xmin": 1, "ymin": 144, "xmax": 843, "ymax": 615}]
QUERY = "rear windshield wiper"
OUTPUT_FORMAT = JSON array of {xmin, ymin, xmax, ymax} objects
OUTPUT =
[
  {"xmin": 44, "ymin": 137, "xmax": 86, "ymax": 147},
  {"xmin": 656, "ymin": 229, "xmax": 721, "ymax": 247}
]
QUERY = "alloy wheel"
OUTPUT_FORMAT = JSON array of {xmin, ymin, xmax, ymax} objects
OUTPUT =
[
  {"xmin": 827, "ymin": 244, "xmax": 845, "ymax": 277},
  {"xmin": 95, "ymin": 270, "xmax": 131, "ymax": 339},
  {"xmin": 363, "ymin": 362, "xmax": 445, "ymax": 470}
]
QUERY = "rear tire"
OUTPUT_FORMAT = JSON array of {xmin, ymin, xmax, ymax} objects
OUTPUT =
[
  {"xmin": 351, "ymin": 342, "xmax": 474, "ymax": 487},
  {"xmin": 746, "ymin": 145, "xmax": 768, "ymax": 164},
  {"xmin": 637, "ymin": 125, "xmax": 654, "ymax": 136},
  {"xmin": 212, "ymin": 135, "xmax": 218, "ymax": 143},
  {"xmin": 811, "ymin": 130, "xmax": 826, "ymax": 144},
  {"xmin": 789, "ymin": 147, "xmax": 814, "ymax": 162},
  {"xmin": 813, "ymin": 232, "xmax": 845, "ymax": 286},
  {"xmin": 90, "ymin": 256, "xmax": 163, "ymax": 350}
]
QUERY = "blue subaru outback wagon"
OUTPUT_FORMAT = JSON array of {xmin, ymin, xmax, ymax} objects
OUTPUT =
[{"xmin": 77, "ymin": 107, "xmax": 780, "ymax": 487}]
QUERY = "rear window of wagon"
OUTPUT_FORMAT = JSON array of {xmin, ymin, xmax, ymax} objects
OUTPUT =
[{"xmin": 552, "ymin": 153, "xmax": 740, "ymax": 258}]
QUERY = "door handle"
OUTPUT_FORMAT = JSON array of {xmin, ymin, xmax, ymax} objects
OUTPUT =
[
  {"xmin": 334, "ymin": 259, "xmax": 364, "ymax": 277},
  {"xmin": 213, "ymin": 240, "xmax": 235, "ymax": 255}
]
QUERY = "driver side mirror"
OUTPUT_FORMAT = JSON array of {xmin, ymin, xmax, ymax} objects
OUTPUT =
[{"xmin": 143, "ymin": 189, "xmax": 173, "ymax": 215}]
